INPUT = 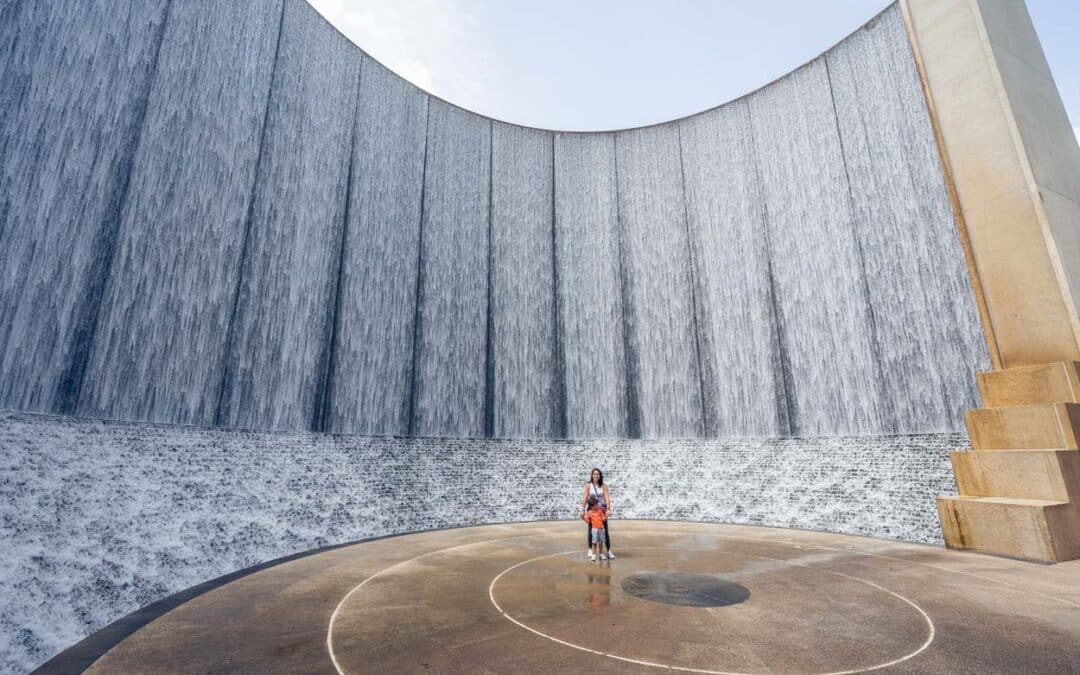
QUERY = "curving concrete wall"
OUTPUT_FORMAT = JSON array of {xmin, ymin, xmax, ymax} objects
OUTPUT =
[{"xmin": 0, "ymin": 0, "xmax": 988, "ymax": 438}]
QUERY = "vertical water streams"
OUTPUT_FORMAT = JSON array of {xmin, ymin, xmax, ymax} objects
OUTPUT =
[
  {"xmin": 679, "ymin": 103, "xmax": 789, "ymax": 436},
  {"xmin": 615, "ymin": 126, "xmax": 704, "ymax": 438},
  {"xmin": 326, "ymin": 59, "xmax": 428, "ymax": 436},
  {"xmin": 749, "ymin": 59, "xmax": 886, "ymax": 436},
  {"xmin": 411, "ymin": 100, "xmax": 491, "ymax": 437},
  {"xmin": 553, "ymin": 134, "xmax": 630, "ymax": 438},
  {"xmin": 0, "ymin": 0, "xmax": 170, "ymax": 413},
  {"xmin": 78, "ymin": 0, "xmax": 285, "ymax": 425},
  {"xmin": 491, "ymin": 123, "xmax": 560, "ymax": 438},
  {"xmin": 828, "ymin": 8, "xmax": 988, "ymax": 431},
  {"xmin": 0, "ymin": 1, "xmax": 987, "ymax": 439},
  {"xmin": 216, "ymin": 0, "xmax": 361, "ymax": 431}
]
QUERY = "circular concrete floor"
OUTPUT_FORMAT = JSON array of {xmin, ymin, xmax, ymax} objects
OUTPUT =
[{"xmin": 65, "ymin": 521, "xmax": 1080, "ymax": 673}]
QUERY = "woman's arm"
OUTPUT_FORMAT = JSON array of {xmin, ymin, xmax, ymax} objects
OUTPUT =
[
  {"xmin": 603, "ymin": 484, "xmax": 612, "ymax": 514},
  {"xmin": 580, "ymin": 483, "xmax": 590, "ymax": 513}
]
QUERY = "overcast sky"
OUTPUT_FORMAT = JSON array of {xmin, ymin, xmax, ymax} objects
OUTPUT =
[{"xmin": 308, "ymin": 0, "xmax": 1078, "ymax": 139}]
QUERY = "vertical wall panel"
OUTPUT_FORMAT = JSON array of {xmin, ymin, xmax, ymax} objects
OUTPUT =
[
  {"xmin": 828, "ymin": 5, "xmax": 988, "ymax": 431},
  {"xmin": 491, "ymin": 123, "xmax": 558, "ymax": 438},
  {"xmin": 0, "ymin": 0, "xmax": 169, "ymax": 412},
  {"xmin": 412, "ymin": 100, "xmax": 491, "ymax": 438},
  {"xmin": 679, "ymin": 103, "xmax": 788, "ymax": 436},
  {"xmin": 326, "ymin": 60, "xmax": 428, "ymax": 436},
  {"xmin": 79, "ymin": 0, "xmax": 284, "ymax": 425},
  {"xmin": 749, "ymin": 60, "xmax": 885, "ymax": 436},
  {"xmin": 554, "ymin": 134, "xmax": 628, "ymax": 438},
  {"xmin": 616, "ymin": 126, "xmax": 703, "ymax": 438},
  {"xmin": 217, "ymin": 0, "xmax": 360, "ymax": 430}
]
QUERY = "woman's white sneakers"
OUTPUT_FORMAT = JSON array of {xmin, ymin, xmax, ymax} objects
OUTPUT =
[
  {"xmin": 607, "ymin": 551, "xmax": 614, "ymax": 559},
  {"xmin": 588, "ymin": 550, "xmax": 595, "ymax": 561}
]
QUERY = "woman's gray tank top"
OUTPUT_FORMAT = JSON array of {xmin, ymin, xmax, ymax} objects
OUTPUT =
[{"xmin": 588, "ymin": 482, "xmax": 606, "ymax": 508}]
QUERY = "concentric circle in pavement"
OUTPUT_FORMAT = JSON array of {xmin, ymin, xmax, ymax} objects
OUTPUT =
[
  {"xmin": 68, "ymin": 521, "xmax": 1080, "ymax": 674},
  {"xmin": 484, "ymin": 546, "xmax": 931, "ymax": 673}
]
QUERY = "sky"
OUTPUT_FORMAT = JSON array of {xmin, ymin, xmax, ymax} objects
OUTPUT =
[{"xmin": 308, "ymin": 0, "xmax": 1078, "ymax": 139}]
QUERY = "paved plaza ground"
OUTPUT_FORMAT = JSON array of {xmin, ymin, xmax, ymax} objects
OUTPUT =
[{"xmin": 41, "ymin": 520, "xmax": 1080, "ymax": 673}]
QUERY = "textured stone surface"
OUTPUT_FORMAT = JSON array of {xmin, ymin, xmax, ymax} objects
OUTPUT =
[{"xmin": 0, "ymin": 411, "xmax": 963, "ymax": 672}]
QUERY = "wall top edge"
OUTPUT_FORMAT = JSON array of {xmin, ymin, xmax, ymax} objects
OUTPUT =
[{"xmin": 303, "ymin": 0, "xmax": 900, "ymax": 135}]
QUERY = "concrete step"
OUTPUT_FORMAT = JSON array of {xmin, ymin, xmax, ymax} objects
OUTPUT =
[
  {"xmin": 965, "ymin": 402, "xmax": 1080, "ymax": 450},
  {"xmin": 937, "ymin": 495, "xmax": 1080, "ymax": 563},
  {"xmin": 966, "ymin": 446, "xmax": 1078, "ymax": 451},
  {"xmin": 978, "ymin": 362, "xmax": 1080, "ymax": 407},
  {"xmin": 951, "ymin": 449, "xmax": 1080, "ymax": 501}
]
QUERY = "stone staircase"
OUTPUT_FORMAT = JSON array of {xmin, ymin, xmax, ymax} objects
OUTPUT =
[{"xmin": 938, "ymin": 362, "xmax": 1080, "ymax": 563}]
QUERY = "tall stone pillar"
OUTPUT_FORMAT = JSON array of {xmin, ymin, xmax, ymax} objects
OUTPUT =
[{"xmin": 903, "ymin": 0, "xmax": 1080, "ymax": 561}]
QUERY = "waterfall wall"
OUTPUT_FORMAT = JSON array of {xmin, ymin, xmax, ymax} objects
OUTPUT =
[{"xmin": 0, "ymin": 0, "xmax": 989, "ymax": 438}]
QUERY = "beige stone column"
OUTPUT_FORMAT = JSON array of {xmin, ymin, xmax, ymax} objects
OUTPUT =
[
  {"xmin": 902, "ymin": 0, "xmax": 1080, "ymax": 369},
  {"xmin": 904, "ymin": 0, "xmax": 1080, "ymax": 562}
]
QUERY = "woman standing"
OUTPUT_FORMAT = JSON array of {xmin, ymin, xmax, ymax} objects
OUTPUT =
[{"xmin": 579, "ymin": 468, "xmax": 614, "ymax": 561}]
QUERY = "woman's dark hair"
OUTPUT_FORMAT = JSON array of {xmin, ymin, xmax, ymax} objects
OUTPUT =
[{"xmin": 590, "ymin": 468, "xmax": 603, "ymax": 486}]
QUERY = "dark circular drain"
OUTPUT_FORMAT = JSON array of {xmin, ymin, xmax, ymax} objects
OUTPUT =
[{"xmin": 621, "ymin": 572, "xmax": 749, "ymax": 608}]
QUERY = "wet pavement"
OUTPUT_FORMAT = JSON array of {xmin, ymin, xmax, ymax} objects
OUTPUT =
[{"xmin": 53, "ymin": 521, "xmax": 1080, "ymax": 674}]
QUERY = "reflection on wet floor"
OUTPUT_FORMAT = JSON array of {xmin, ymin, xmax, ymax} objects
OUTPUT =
[{"xmin": 585, "ymin": 569, "xmax": 611, "ymax": 609}]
